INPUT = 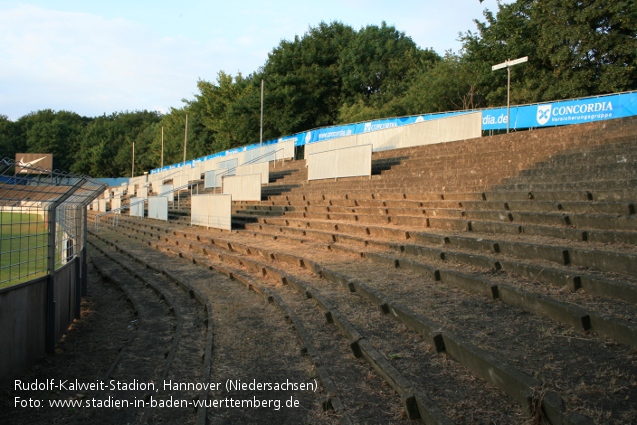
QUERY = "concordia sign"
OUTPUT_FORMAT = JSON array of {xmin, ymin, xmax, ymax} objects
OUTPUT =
[{"xmin": 481, "ymin": 91, "xmax": 637, "ymax": 131}]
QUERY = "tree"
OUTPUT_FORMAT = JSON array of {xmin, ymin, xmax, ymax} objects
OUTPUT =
[
  {"xmin": 188, "ymin": 72, "xmax": 258, "ymax": 152},
  {"xmin": 263, "ymin": 21, "xmax": 356, "ymax": 135},
  {"xmin": 0, "ymin": 115, "xmax": 24, "ymax": 161},
  {"xmin": 337, "ymin": 22, "xmax": 440, "ymax": 121},
  {"xmin": 71, "ymin": 111, "xmax": 161, "ymax": 177},
  {"xmin": 15, "ymin": 110, "xmax": 89, "ymax": 172},
  {"xmin": 400, "ymin": 52, "xmax": 485, "ymax": 115},
  {"xmin": 462, "ymin": 0, "xmax": 637, "ymax": 105}
]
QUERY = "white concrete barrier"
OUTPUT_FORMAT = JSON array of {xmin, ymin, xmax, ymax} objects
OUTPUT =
[
  {"xmin": 136, "ymin": 187, "xmax": 148, "ymax": 199},
  {"xmin": 307, "ymin": 144, "xmax": 372, "ymax": 181},
  {"xmin": 191, "ymin": 194, "xmax": 232, "ymax": 231},
  {"xmin": 111, "ymin": 196, "xmax": 121, "ymax": 214},
  {"xmin": 148, "ymin": 196, "xmax": 168, "ymax": 221},
  {"xmin": 236, "ymin": 162, "xmax": 269, "ymax": 185},
  {"xmin": 223, "ymin": 174, "xmax": 262, "ymax": 201},
  {"xmin": 129, "ymin": 197, "xmax": 145, "ymax": 218},
  {"xmin": 160, "ymin": 184, "xmax": 174, "ymax": 201}
]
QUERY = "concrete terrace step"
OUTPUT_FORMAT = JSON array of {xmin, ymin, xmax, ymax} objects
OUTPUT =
[
  {"xmin": 245, "ymin": 216, "xmax": 637, "ymax": 279},
  {"xmin": 494, "ymin": 178, "xmax": 637, "ymax": 192}
]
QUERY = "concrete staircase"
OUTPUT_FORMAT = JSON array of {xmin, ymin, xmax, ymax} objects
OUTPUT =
[{"xmin": 92, "ymin": 116, "xmax": 637, "ymax": 423}]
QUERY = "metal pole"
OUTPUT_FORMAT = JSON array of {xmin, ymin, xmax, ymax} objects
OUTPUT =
[
  {"xmin": 491, "ymin": 56, "xmax": 527, "ymax": 134},
  {"xmin": 132, "ymin": 142, "xmax": 135, "ymax": 177},
  {"xmin": 260, "ymin": 79, "xmax": 264, "ymax": 147},
  {"xmin": 184, "ymin": 114, "xmax": 188, "ymax": 163},
  {"xmin": 507, "ymin": 65, "xmax": 511, "ymax": 134},
  {"xmin": 45, "ymin": 177, "xmax": 88, "ymax": 354},
  {"xmin": 161, "ymin": 126, "xmax": 164, "ymax": 168},
  {"xmin": 46, "ymin": 206, "xmax": 57, "ymax": 354},
  {"xmin": 81, "ymin": 210, "xmax": 88, "ymax": 296}
]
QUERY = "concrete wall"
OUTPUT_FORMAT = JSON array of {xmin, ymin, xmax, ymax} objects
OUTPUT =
[
  {"xmin": 0, "ymin": 258, "xmax": 80, "ymax": 382},
  {"xmin": 148, "ymin": 196, "xmax": 168, "ymax": 221},
  {"xmin": 191, "ymin": 194, "xmax": 232, "ymax": 231},
  {"xmin": 54, "ymin": 262, "xmax": 77, "ymax": 343},
  {"xmin": 160, "ymin": 184, "xmax": 174, "ymax": 201},
  {"xmin": 236, "ymin": 162, "xmax": 269, "ymax": 185},
  {"xmin": 218, "ymin": 158, "xmax": 238, "ymax": 172},
  {"xmin": 173, "ymin": 174, "xmax": 190, "ymax": 190},
  {"xmin": 204, "ymin": 170, "xmax": 223, "ymax": 189},
  {"xmin": 129, "ymin": 197, "xmax": 145, "ymax": 217},
  {"xmin": 136, "ymin": 187, "xmax": 148, "ymax": 199},
  {"xmin": 307, "ymin": 144, "xmax": 372, "ymax": 181},
  {"xmin": 223, "ymin": 174, "xmax": 262, "ymax": 201},
  {"xmin": 0, "ymin": 276, "xmax": 47, "ymax": 381},
  {"xmin": 305, "ymin": 112, "xmax": 482, "ymax": 156},
  {"xmin": 111, "ymin": 196, "xmax": 121, "ymax": 214}
]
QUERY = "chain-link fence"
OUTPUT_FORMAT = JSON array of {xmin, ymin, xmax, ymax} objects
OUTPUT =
[
  {"xmin": 0, "ymin": 158, "xmax": 105, "ymax": 287},
  {"xmin": 1, "ymin": 158, "xmax": 106, "ymax": 380}
]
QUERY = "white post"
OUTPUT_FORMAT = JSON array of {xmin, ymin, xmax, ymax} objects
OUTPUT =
[
  {"xmin": 507, "ymin": 65, "xmax": 511, "ymax": 134},
  {"xmin": 183, "ymin": 114, "xmax": 188, "ymax": 163},
  {"xmin": 492, "ymin": 56, "xmax": 528, "ymax": 134},
  {"xmin": 161, "ymin": 126, "xmax": 164, "ymax": 168},
  {"xmin": 260, "ymin": 79, "xmax": 264, "ymax": 147},
  {"xmin": 132, "ymin": 142, "xmax": 135, "ymax": 177}
]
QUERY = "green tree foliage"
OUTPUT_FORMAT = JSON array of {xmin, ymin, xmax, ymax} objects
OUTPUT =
[
  {"xmin": 462, "ymin": 0, "xmax": 637, "ymax": 105},
  {"xmin": 400, "ymin": 52, "xmax": 485, "ymax": 114},
  {"xmin": 337, "ymin": 23, "xmax": 440, "ymax": 122},
  {"xmin": 7, "ymin": 110, "xmax": 89, "ymax": 171},
  {"xmin": 0, "ymin": 115, "xmax": 24, "ymax": 161},
  {"xmin": 262, "ymin": 21, "xmax": 356, "ymax": 135},
  {"xmin": 188, "ymin": 72, "xmax": 259, "ymax": 152},
  {"xmin": 71, "ymin": 111, "xmax": 161, "ymax": 177},
  {"xmin": 1, "ymin": 2, "xmax": 635, "ymax": 177},
  {"xmin": 339, "ymin": 23, "xmax": 439, "ymax": 104}
]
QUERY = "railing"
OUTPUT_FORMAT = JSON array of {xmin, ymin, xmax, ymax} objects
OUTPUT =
[
  {"xmin": 94, "ymin": 148, "xmax": 285, "ymax": 230},
  {"xmin": 207, "ymin": 147, "xmax": 285, "ymax": 193},
  {"xmin": 1, "ymin": 158, "xmax": 105, "ymax": 286},
  {"xmin": 0, "ymin": 158, "xmax": 105, "ymax": 380}
]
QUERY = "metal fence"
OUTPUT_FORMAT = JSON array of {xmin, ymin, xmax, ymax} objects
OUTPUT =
[
  {"xmin": 0, "ymin": 158, "xmax": 105, "ymax": 287},
  {"xmin": 0, "ymin": 158, "xmax": 105, "ymax": 380}
]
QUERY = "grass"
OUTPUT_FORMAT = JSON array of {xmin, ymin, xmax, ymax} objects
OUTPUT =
[{"xmin": 0, "ymin": 211, "xmax": 48, "ymax": 288}]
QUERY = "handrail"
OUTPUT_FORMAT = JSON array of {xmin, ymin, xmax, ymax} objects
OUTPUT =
[
  {"xmin": 94, "ymin": 182, "xmax": 194, "ymax": 231},
  {"xmin": 214, "ymin": 147, "xmax": 285, "ymax": 182},
  {"xmin": 146, "ymin": 168, "xmax": 183, "ymax": 185},
  {"xmin": 95, "ymin": 147, "xmax": 284, "ymax": 230}
]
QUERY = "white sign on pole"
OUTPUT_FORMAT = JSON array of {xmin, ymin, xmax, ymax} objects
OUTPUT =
[
  {"xmin": 191, "ymin": 194, "xmax": 232, "ymax": 231},
  {"xmin": 129, "ymin": 197, "xmax": 145, "ymax": 218},
  {"xmin": 492, "ymin": 56, "xmax": 528, "ymax": 71},
  {"xmin": 160, "ymin": 184, "xmax": 174, "ymax": 201},
  {"xmin": 148, "ymin": 196, "xmax": 168, "ymax": 221},
  {"xmin": 223, "ymin": 174, "xmax": 262, "ymax": 201}
]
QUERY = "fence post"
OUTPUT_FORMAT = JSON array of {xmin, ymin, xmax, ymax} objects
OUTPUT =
[
  {"xmin": 82, "ymin": 210, "xmax": 88, "ymax": 296},
  {"xmin": 74, "ymin": 205, "xmax": 82, "ymax": 319},
  {"xmin": 46, "ymin": 206, "xmax": 57, "ymax": 354},
  {"xmin": 45, "ymin": 178, "xmax": 87, "ymax": 354}
]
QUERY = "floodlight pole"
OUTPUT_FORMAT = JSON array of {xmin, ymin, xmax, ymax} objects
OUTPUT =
[
  {"xmin": 161, "ymin": 126, "xmax": 164, "ymax": 168},
  {"xmin": 184, "ymin": 114, "xmax": 188, "ymax": 163},
  {"xmin": 260, "ymin": 79, "xmax": 264, "ymax": 147},
  {"xmin": 132, "ymin": 142, "xmax": 135, "ymax": 177},
  {"xmin": 492, "ymin": 56, "xmax": 528, "ymax": 133}
]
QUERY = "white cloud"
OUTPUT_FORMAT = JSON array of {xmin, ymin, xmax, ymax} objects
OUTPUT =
[
  {"xmin": 0, "ymin": 4, "xmax": 254, "ymax": 119},
  {"xmin": 0, "ymin": 1, "xmax": 513, "ymax": 120}
]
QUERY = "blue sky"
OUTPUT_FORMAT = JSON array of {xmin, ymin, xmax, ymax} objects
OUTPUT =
[{"xmin": 0, "ymin": 0, "xmax": 510, "ymax": 121}]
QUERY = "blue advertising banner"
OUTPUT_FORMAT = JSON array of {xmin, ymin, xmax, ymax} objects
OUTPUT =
[
  {"xmin": 151, "ymin": 91, "xmax": 637, "ymax": 174},
  {"xmin": 481, "ymin": 91, "xmax": 637, "ymax": 131},
  {"xmin": 296, "ymin": 110, "xmax": 473, "ymax": 146}
]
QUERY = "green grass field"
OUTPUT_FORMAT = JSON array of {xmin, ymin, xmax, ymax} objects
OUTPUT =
[{"xmin": 0, "ymin": 211, "xmax": 48, "ymax": 288}]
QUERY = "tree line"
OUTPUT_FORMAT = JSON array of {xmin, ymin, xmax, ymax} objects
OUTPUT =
[{"xmin": 1, "ymin": 0, "xmax": 635, "ymax": 178}]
